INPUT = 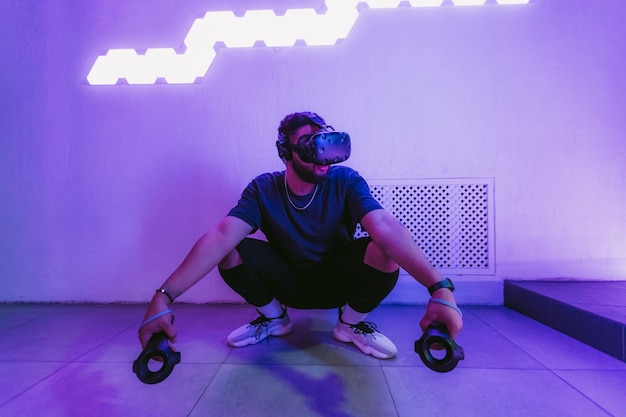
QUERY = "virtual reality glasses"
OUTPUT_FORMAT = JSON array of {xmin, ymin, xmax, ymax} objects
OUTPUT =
[
  {"xmin": 279, "ymin": 130, "xmax": 351, "ymax": 165},
  {"xmin": 289, "ymin": 131, "xmax": 351, "ymax": 165},
  {"xmin": 276, "ymin": 112, "xmax": 351, "ymax": 165}
]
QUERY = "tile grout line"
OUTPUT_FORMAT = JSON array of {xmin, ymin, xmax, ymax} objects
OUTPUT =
[
  {"xmin": 468, "ymin": 308, "xmax": 553, "ymax": 371},
  {"xmin": 0, "ymin": 361, "xmax": 74, "ymax": 409},
  {"xmin": 379, "ymin": 364, "xmax": 402, "ymax": 417},
  {"xmin": 0, "ymin": 305, "xmax": 66, "ymax": 333},
  {"xmin": 548, "ymin": 371, "xmax": 617, "ymax": 417},
  {"xmin": 469, "ymin": 307, "xmax": 620, "ymax": 416}
]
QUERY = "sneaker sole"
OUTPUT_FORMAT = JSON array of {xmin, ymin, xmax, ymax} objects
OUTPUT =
[
  {"xmin": 333, "ymin": 327, "xmax": 396, "ymax": 359},
  {"xmin": 228, "ymin": 322, "xmax": 294, "ymax": 348}
]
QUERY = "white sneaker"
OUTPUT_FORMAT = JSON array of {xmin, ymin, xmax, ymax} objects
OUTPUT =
[
  {"xmin": 227, "ymin": 307, "xmax": 293, "ymax": 347},
  {"xmin": 333, "ymin": 308, "xmax": 397, "ymax": 359}
]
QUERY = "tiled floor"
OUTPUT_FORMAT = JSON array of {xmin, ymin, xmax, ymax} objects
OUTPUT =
[
  {"xmin": 1, "ymin": 303, "xmax": 625, "ymax": 417},
  {"xmin": 505, "ymin": 280, "xmax": 626, "ymax": 362}
]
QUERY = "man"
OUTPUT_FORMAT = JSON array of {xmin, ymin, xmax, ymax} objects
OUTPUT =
[{"xmin": 139, "ymin": 112, "xmax": 462, "ymax": 359}]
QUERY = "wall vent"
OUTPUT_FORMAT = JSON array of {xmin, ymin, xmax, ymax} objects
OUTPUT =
[{"xmin": 354, "ymin": 178, "xmax": 495, "ymax": 275}]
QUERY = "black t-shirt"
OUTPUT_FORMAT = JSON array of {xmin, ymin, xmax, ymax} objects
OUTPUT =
[{"xmin": 227, "ymin": 166, "xmax": 382, "ymax": 267}]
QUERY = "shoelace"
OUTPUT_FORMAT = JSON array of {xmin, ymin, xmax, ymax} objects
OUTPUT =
[
  {"xmin": 250, "ymin": 315, "xmax": 273, "ymax": 341},
  {"xmin": 349, "ymin": 321, "xmax": 378, "ymax": 336},
  {"xmin": 249, "ymin": 308, "xmax": 287, "ymax": 344}
]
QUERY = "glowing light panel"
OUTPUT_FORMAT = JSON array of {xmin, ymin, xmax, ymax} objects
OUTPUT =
[
  {"xmin": 452, "ymin": 0, "xmax": 487, "ymax": 6},
  {"xmin": 86, "ymin": 0, "xmax": 531, "ymax": 85},
  {"xmin": 496, "ymin": 0, "xmax": 530, "ymax": 4}
]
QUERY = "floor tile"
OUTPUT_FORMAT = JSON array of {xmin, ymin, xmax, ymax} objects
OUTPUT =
[
  {"xmin": 504, "ymin": 281, "xmax": 626, "ymax": 364},
  {"xmin": 0, "ymin": 304, "xmax": 63, "ymax": 332},
  {"xmin": 190, "ymin": 363, "xmax": 397, "ymax": 417},
  {"xmin": 0, "ymin": 362, "xmax": 219, "ymax": 417},
  {"xmin": 224, "ymin": 307, "xmax": 384, "ymax": 366},
  {"xmin": 551, "ymin": 301, "xmax": 624, "ymax": 360},
  {"xmin": 380, "ymin": 306, "xmax": 546, "ymax": 370},
  {"xmin": 471, "ymin": 306, "xmax": 626, "ymax": 371},
  {"xmin": 0, "ymin": 361, "xmax": 68, "ymax": 405},
  {"xmin": 384, "ymin": 367, "xmax": 613, "ymax": 417},
  {"xmin": 0, "ymin": 305, "xmax": 141, "ymax": 362},
  {"xmin": 1, "ymin": 303, "xmax": 625, "ymax": 417},
  {"xmin": 80, "ymin": 304, "xmax": 241, "ymax": 365},
  {"xmin": 554, "ymin": 370, "xmax": 626, "ymax": 417}
]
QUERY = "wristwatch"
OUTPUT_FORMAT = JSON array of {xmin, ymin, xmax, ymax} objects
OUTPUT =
[
  {"xmin": 156, "ymin": 288, "xmax": 175, "ymax": 304},
  {"xmin": 428, "ymin": 278, "xmax": 455, "ymax": 296}
]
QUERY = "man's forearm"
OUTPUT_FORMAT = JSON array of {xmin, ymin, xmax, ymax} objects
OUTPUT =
[
  {"xmin": 157, "ymin": 217, "xmax": 252, "ymax": 301},
  {"xmin": 363, "ymin": 210, "xmax": 444, "ymax": 288}
]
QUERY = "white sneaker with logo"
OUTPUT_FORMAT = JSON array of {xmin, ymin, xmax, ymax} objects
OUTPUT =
[
  {"xmin": 227, "ymin": 307, "xmax": 293, "ymax": 347},
  {"xmin": 333, "ymin": 308, "xmax": 397, "ymax": 359}
]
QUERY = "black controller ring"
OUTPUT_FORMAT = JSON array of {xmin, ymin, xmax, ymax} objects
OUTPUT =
[{"xmin": 133, "ymin": 332, "xmax": 181, "ymax": 384}]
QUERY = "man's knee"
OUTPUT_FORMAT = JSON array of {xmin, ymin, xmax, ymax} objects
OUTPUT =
[
  {"xmin": 218, "ymin": 248, "xmax": 243, "ymax": 269},
  {"xmin": 363, "ymin": 241, "xmax": 399, "ymax": 273}
]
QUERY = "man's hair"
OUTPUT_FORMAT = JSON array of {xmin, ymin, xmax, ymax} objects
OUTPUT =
[{"xmin": 277, "ymin": 112, "xmax": 325, "ymax": 143}]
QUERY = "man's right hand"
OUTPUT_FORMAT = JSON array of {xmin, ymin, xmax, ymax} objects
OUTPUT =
[
  {"xmin": 138, "ymin": 294, "xmax": 177, "ymax": 349},
  {"xmin": 419, "ymin": 289, "xmax": 463, "ymax": 339}
]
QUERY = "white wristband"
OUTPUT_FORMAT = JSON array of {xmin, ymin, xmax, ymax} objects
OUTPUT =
[
  {"xmin": 428, "ymin": 298, "xmax": 463, "ymax": 318},
  {"xmin": 138, "ymin": 309, "xmax": 172, "ymax": 331}
]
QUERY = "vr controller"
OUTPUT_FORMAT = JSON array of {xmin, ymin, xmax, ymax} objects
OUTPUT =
[
  {"xmin": 133, "ymin": 332, "xmax": 181, "ymax": 384},
  {"xmin": 414, "ymin": 321, "xmax": 465, "ymax": 373}
]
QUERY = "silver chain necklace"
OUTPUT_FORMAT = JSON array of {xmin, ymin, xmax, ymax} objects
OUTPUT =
[{"xmin": 284, "ymin": 174, "xmax": 318, "ymax": 211}]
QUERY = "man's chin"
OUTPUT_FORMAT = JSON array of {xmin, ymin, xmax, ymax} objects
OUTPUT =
[
  {"xmin": 311, "ymin": 165, "xmax": 330, "ymax": 183},
  {"xmin": 293, "ymin": 162, "xmax": 329, "ymax": 184},
  {"xmin": 310, "ymin": 173, "xmax": 329, "ymax": 184},
  {"xmin": 298, "ymin": 172, "xmax": 328, "ymax": 184}
]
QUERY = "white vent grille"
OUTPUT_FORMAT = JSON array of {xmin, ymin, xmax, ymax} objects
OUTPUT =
[{"xmin": 354, "ymin": 178, "xmax": 495, "ymax": 275}]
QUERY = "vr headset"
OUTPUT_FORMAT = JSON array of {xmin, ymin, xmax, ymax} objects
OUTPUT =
[{"xmin": 276, "ymin": 112, "xmax": 351, "ymax": 166}]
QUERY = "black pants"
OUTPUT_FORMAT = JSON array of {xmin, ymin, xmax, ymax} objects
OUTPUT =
[{"xmin": 219, "ymin": 237, "xmax": 399, "ymax": 313}]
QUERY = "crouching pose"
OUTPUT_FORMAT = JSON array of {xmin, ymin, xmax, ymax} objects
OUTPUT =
[{"xmin": 139, "ymin": 112, "xmax": 462, "ymax": 359}]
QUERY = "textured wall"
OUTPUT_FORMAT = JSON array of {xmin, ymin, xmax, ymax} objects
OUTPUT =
[{"xmin": 1, "ymin": 0, "xmax": 625, "ymax": 303}]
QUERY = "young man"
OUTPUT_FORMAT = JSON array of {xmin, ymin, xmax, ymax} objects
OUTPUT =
[{"xmin": 139, "ymin": 112, "xmax": 462, "ymax": 359}]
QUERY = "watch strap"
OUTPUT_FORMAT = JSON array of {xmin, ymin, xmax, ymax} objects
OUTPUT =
[
  {"xmin": 428, "ymin": 278, "xmax": 455, "ymax": 296},
  {"xmin": 156, "ymin": 288, "xmax": 175, "ymax": 303}
]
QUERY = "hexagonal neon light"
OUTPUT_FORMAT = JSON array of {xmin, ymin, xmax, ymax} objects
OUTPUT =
[{"xmin": 86, "ymin": 0, "xmax": 530, "ymax": 85}]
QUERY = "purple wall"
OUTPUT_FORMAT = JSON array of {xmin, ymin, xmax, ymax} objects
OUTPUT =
[{"xmin": 2, "ymin": 0, "xmax": 625, "ymax": 303}]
